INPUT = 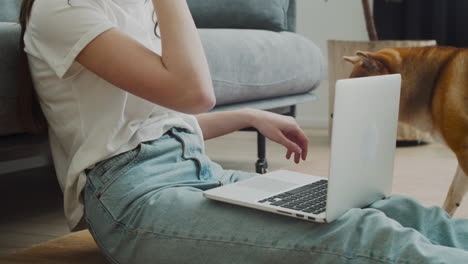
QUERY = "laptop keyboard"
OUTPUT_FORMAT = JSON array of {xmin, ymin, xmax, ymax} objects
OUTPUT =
[{"xmin": 258, "ymin": 180, "xmax": 328, "ymax": 215}]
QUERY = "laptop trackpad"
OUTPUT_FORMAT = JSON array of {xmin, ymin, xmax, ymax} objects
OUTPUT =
[{"xmin": 238, "ymin": 177, "xmax": 298, "ymax": 193}]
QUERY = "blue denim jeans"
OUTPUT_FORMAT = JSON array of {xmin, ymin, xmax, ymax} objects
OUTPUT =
[{"xmin": 84, "ymin": 128, "xmax": 468, "ymax": 264}]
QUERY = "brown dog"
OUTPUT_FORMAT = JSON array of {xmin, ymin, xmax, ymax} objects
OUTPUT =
[{"xmin": 343, "ymin": 46, "xmax": 468, "ymax": 216}]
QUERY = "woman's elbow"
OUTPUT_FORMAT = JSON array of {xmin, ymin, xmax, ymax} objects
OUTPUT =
[
  {"xmin": 202, "ymin": 92, "xmax": 216, "ymax": 111},
  {"xmin": 177, "ymin": 79, "xmax": 216, "ymax": 114},
  {"xmin": 189, "ymin": 90, "xmax": 216, "ymax": 114}
]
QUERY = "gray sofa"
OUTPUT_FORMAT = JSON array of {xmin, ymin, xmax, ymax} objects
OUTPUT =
[{"xmin": 0, "ymin": 0, "xmax": 324, "ymax": 176}]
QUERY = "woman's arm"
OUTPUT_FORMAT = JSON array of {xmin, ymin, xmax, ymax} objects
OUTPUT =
[
  {"xmin": 196, "ymin": 109, "xmax": 309, "ymax": 163},
  {"xmin": 153, "ymin": 0, "xmax": 213, "ymax": 105},
  {"xmin": 196, "ymin": 109, "xmax": 251, "ymax": 139},
  {"xmin": 76, "ymin": 0, "xmax": 215, "ymax": 114}
]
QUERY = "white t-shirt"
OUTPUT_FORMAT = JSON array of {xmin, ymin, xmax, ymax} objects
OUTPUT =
[{"xmin": 24, "ymin": 0, "xmax": 204, "ymax": 231}]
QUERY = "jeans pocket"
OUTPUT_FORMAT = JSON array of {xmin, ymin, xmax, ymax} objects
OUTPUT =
[{"xmin": 89, "ymin": 143, "xmax": 147, "ymax": 193}]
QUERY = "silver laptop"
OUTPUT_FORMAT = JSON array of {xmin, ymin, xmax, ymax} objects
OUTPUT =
[{"xmin": 204, "ymin": 74, "xmax": 402, "ymax": 223}]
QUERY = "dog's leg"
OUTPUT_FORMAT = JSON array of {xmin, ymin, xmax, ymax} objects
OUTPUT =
[{"xmin": 443, "ymin": 165, "xmax": 468, "ymax": 216}]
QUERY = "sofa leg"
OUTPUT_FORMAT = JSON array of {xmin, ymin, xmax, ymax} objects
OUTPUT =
[
  {"xmin": 256, "ymin": 132, "xmax": 268, "ymax": 174},
  {"xmin": 289, "ymin": 105, "xmax": 297, "ymax": 117}
]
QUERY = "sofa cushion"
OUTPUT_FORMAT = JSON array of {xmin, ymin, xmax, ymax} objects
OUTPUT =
[
  {"xmin": 2, "ymin": 0, "xmax": 295, "ymax": 31},
  {"xmin": 0, "ymin": 23, "xmax": 22, "ymax": 136},
  {"xmin": 188, "ymin": 0, "xmax": 291, "ymax": 32},
  {"xmin": 0, "ymin": 24, "xmax": 324, "ymax": 136},
  {"xmin": 200, "ymin": 29, "xmax": 324, "ymax": 106},
  {"xmin": 0, "ymin": 0, "xmax": 20, "ymax": 23}
]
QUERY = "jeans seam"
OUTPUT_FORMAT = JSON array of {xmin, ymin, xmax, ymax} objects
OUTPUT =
[
  {"xmin": 88, "ymin": 190, "xmax": 404, "ymax": 264},
  {"xmin": 84, "ymin": 184, "xmax": 122, "ymax": 264},
  {"xmin": 218, "ymin": 169, "xmax": 252, "ymax": 185},
  {"xmin": 124, "ymin": 231, "xmax": 394, "ymax": 264},
  {"xmin": 86, "ymin": 176, "xmax": 419, "ymax": 264},
  {"xmin": 113, "ymin": 218, "xmax": 396, "ymax": 264},
  {"xmin": 87, "ymin": 150, "xmax": 137, "ymax": 190},
  {"xmin": 91, "ymin": 196, "xmax": 393, "ymax": 264},
  {"xmin": 169, "ymin": 130, "xmax": 204, "ymax": 180},
  {"xmin": 86, "ymin": 218, "xmax": 122, "ymax": 264},
  {"xmin": 86, "ymin": 145, "xmax": 148, "ymax": 222},
  {"xmin": 92, "ymin": 148, "xmax": 136, "ymax": 180},
  {"xmin": 217, "ymin": 171, "xmax": 231, "ymax": 184},
  {"xmin": 97, "ymin": 143, "xmax": 147, "ymax": 196}
]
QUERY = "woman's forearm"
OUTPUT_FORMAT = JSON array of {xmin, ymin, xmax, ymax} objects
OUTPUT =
[
  {"xmin": 196, "ymin": 109, "xmax": 257, "ymax": 140},
  {"xmin": 152, "ymin": 0, "xmax": 215, "ymax": 107}
]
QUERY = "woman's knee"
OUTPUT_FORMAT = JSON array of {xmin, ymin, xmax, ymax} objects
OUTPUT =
[{"xmin": 369, "ymin": 195, "xmax": 451, "ymax": 228}]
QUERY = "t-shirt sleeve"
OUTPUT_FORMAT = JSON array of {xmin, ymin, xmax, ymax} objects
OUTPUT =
[{"xmin": 25, "ymin": 0, "xmax": 116, "ymax": 78}]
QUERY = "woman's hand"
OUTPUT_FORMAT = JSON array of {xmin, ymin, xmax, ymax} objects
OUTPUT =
[{"xmin": 246, "ymin": 109, "xmax": 308, "ymax": 164}]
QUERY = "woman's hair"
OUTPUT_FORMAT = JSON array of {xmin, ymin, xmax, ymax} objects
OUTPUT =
[
  {"xmin": 18, "ymin": 0, "xmax": 47, "ymax": 134},
  {"xmin": 17, "ymin": 0, "xmax": 159, "ymax": 134}
]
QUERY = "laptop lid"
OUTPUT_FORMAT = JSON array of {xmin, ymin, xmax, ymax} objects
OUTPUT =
[{"xmin": 326, "ymin": 74, "xmax": 401, "ymax": 222}]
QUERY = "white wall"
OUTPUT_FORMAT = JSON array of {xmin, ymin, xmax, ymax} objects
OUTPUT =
[{"xmin": 295, "ymin": 0, "xmax": 371, "ymax": 128}]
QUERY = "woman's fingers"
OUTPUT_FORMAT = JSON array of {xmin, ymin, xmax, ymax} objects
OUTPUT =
[
  {"xmin": 283, "ymin": 137, "xmax": 302, "ymax": 154},
  {"xmin": 286, "ymin": 147, "xmax": 300, "ymax": 164},
  {"xmin": 285, "ymin": 129, "xmax": 309, "ymax": 161},
  {"xmin": 278, "ymin": 134, "xmax": 304, "ymax": 164},
  {"xmin": 295, "ymin": 152, "xmax": 300, "ymax": 164},
  {"xmin": 296, "ymin": 130, "xmax": 309, "ymax": 161}
]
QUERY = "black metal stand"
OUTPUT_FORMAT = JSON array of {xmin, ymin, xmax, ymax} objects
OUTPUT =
[
  {"xmin": 255, "ymin": 132, "xmax": 268, "ymax": 174},
  {"xmin": 288, "ymin": 105, "xmax": 297, "ymax": 118}
]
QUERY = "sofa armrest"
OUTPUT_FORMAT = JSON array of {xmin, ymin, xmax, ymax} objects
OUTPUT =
[{"xmin": 188, "ymin": 0, "xmax": 296, "ymax": 32}]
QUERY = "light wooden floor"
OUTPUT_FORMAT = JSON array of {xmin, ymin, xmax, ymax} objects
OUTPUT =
[{"xmin": 0, "ymin": 128, "xmax": 466, "ymax": 256}]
